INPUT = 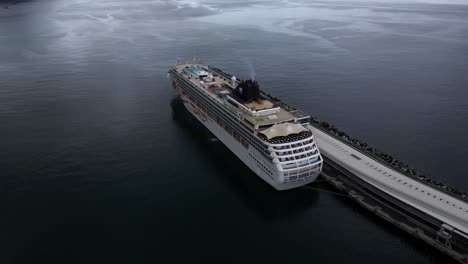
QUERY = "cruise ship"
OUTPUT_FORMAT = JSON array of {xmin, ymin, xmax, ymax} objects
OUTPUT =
[{"xmin": 168, "ymin": 62, "xmax": 323, "ymax": 190}]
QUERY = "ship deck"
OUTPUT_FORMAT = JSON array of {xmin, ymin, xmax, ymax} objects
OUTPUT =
[
  {"xmin": 174, "ymin": 63, "xmax": 297, "ymax": 128},
  {"xmin": 243, "ymin": 109, "xmax": 295, "ymax": 127}
]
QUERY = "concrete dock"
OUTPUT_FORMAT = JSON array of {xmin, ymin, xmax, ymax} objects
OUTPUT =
[{"xmin": 308, "ymin": 124, "xmax": 468, "ymax": 263}]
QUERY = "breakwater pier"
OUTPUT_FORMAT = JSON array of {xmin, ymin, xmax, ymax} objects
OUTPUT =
[{"xmin": 308, "ymin": 124, "xmax": 468, "ymax": 263}]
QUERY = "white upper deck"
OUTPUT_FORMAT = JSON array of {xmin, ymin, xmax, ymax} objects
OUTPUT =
[{"xmin": 173, "ymin": 63, "xmax": 309, "ymax": 132}]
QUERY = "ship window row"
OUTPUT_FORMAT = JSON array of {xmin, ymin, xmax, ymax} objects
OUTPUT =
[
  {"xmin": 212, "ymin": 100, "xmax": 270, "ymax": 157},
  {"xmin": 281, "ymin": 156, "xmax": 321, "ymax": 172},
  {"xmin": 273, "ymin": 139, "xmax": 314, "ymax": 150},
  {"xmin": 291, "ymin": 142, "xmax": 304, "ymax": 148},
  {"xmin": 284, "ymin": 164, "xmax": 320, "ymax": 177},
  {"xmin": 244, "ymin": 119, "xmax": 255, "ymax": 128},
  {"xmin": 173, "ymin": 73, "xmax": 271, "ymax": 159},
  {"xmin": 197, "ymin": 106, "xmax": 266, "ymax": 154},
  {"xmin": 278, "ymin": 151, "xmax": 318, "ymax": 162},
  {"xmin": 282, "ymin": 162, "xmax": 297, "ymax": 170},
  {"xmin": 273, "ymin": 142, "xmax": 316, "ymax": 153},
  {"xmin": 258, "ymin": 124, "xmax": 274, "ymax": 130},
  {"xmin": 275, "ymin": 145, "xmax": 316, "ymax": 156},
  {"xmin": 248, "ymin": 152, "xmax": 274, "ymax": 178},
  {"xmin": 240, "ymin": 121, "xmax": 255, "ymax": 133},
  {"xmin": 281, "ymin": 156, "xmax": 321, "ymax": 170},
  {"xmin": 215, "ymin": 115, "xmax": 249, "ymax": 148},
  {"xmin": 275, "ymin": 145, "xmax": 317, "ymax": 156},
  {"xmin": 283, "ymin": 170, "xmax": 319, "ymax": 183},
  {"xmin": 278, "ymin": 150, "xmax": 318, "ymax": 162}
]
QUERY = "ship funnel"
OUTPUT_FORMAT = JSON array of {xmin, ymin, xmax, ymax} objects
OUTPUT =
[
  {"xmin": 231, "ymin": 76, "xmax": 236, "ymax": 87},
  {"xmin": 233, "ymin": 80, "xmax": 260, "ymax": 102}
]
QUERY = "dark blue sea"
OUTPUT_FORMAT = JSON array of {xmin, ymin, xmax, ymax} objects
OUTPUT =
[{"xmin": 1, "ymin": 0, "xmax": 467, "ymax": 263}]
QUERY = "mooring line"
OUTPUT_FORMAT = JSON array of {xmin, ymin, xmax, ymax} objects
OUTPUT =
[{"xmin": 299, "ymin": 185, "xmax": 351, "ymax": 198}]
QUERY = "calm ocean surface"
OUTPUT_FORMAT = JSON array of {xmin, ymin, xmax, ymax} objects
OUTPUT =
[{"xmin": 1, "ymin": 0, "xmax": 467, "ymax": 263}]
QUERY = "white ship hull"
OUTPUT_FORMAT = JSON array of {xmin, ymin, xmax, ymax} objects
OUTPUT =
[
  {"xmin": 179, "ymin": 95, "xmax": 320, "ymax": 190},
  {"xmin": 169, "ymin": 63, "xmax": 322, "ymax": 190}
]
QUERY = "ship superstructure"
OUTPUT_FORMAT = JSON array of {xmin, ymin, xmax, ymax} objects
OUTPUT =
[{"xmin": 168, "ymin": 63, "xmax": 322, "ymax": 190}]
